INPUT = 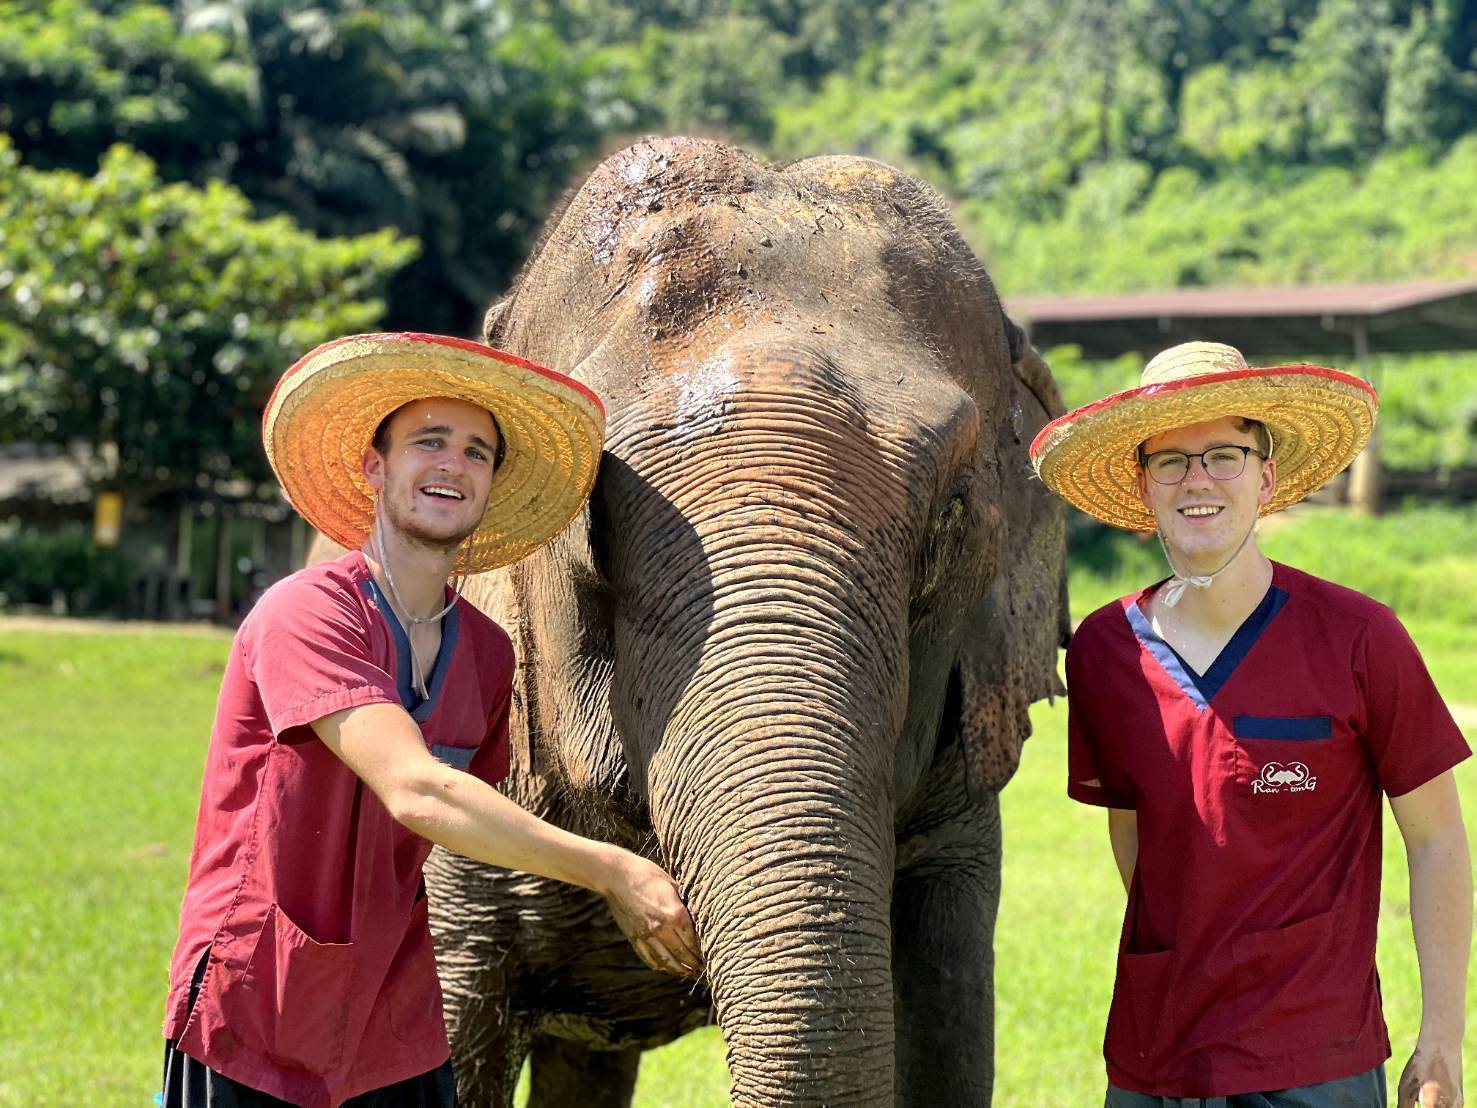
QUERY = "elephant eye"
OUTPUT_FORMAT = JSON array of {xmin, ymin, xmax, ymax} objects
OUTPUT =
[
  {"xmin": 912, "ymin": 490, "xmax": 972, "ymax": 615},
  {"xmin": 584, "ymin": 475, "xmax": 615, "ymax": 587}
]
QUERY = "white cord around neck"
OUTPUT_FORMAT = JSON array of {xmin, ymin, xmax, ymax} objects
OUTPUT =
[
  {"xmin": 372, "ymin": 513, "xmax": 465, "ymax": 698},
  {"xmin": 1155, "ymin": 518, "xmax": 1257, "ymax": 608}
]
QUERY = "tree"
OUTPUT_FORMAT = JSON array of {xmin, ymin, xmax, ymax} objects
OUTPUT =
[
  {"xmin": 1, "ymin": 0, "xmax": 621, "ymax": 333},
  {"xmin": 0, "ymin": 138, "xmax": 418, "ymax": 498}
]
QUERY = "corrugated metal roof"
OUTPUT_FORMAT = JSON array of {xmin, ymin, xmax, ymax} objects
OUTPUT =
[
  {"xmin": 1006, "ymin": 278, "xmax": 1477, "ymax": 359},
  {"xmin": 0, "ymin": 445, "xmax": 92, "ymax": 504}
]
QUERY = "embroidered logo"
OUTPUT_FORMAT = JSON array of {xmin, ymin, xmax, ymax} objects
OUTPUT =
[{"xmin": 1253, "ymin": 760, "xmax": 1317, "ymax": 794}]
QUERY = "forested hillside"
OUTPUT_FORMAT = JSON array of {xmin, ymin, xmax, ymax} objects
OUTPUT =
[
  {"xmin": 3, "ymin": 0, "xmax": 1475, "ymax": 489},
  {"xmin": 7, "ymin": 0, "xmax": 1475, "ymax": 323}
]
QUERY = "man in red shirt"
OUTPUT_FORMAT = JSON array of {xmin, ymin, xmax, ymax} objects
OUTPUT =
[
  {"xmin": 1031, "ymin": 342, "xmax": 1470, "ymax": 1107},
  {"xmin": 162, "ymin": 333, "xmax": 701, "ymax": 1107}
]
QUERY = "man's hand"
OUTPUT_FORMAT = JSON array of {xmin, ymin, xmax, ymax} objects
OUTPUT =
[
  {"xmin": 601, "ymin": 849, "xmax": 703, "ymax": 978},
  {"xmin": 1398, "ymin": 1046, "xmax": 1462, "ymax": 1107},
  {"xmin": 313, "ymin": 702, "xmax": 701, "ymax": 979}
]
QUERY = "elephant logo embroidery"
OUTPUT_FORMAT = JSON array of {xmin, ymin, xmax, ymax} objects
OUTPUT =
[{"xmin": 1253, "ymin": 760, "xmax": 1317, "ymax": 794}]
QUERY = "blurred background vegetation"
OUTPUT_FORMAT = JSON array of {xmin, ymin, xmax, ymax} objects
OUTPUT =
[
  {"xmin": 2, "ymin": 0, "xmax": 1476, "ymax": 616},
  {"xmin": 3, "ymin": 5, "xmax": 1476, "ymax": 1104}
]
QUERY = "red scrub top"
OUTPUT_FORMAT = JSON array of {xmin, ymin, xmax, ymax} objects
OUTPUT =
[
  {"xmin": 1067, "ymin": 562, "xmax": 1468, "ymax": 1098},
  {"xmin": 163, "ymin": 551, "xmax": 514, "ymax": 1108}
]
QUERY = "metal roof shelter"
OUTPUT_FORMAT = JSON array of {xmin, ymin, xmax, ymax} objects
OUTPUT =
[
  {"xmin": 1006, "ymin": 278, "xmax": 1477, "ymax": 511},
  {"xmin": 1008, "ymin": 278, "xmax": 1477, "ymax": 361}
]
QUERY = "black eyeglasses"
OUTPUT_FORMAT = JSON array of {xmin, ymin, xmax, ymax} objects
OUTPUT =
[{"xmin": 1139, "ymin": 445, "xmax": 1267, "ymax": 485}]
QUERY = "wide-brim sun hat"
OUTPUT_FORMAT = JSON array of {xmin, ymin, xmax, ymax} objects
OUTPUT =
[
  {"xmin": 1029, "ymin": 341, "xmax": 1378, "ymax": 532},
  {"xmin": 263, "ymin": 332, "xmax": 605, "ymax": 573}
]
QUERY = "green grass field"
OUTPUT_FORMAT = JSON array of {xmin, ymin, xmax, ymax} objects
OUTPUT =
[{"xmin": 2, "ymin": 506, "xmax": 1474, "ymax": 1106}]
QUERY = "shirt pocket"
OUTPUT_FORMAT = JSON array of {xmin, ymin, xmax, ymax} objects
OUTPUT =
[
  {"xmin": 1104, "ymin": 947, "xmax": 1178, "ymax": 1074},
  {"xmin": 1233, "ymin": 715, "xmax": 1333, "ymax": 741},
  {"xmin": 429, "ymin": 741, "xmax": 480, "ymax": 770},
  {"xmin": 1232, "ymin": 716, "xmax": 1334, "ymax": 797},
  {"xmin": 1231, "ymin": 906, "xmax": 1351, "ymax": 1059},
  {"xmin": 233, "ymin": 902, "xmax": 358, "ymax": 1073}
]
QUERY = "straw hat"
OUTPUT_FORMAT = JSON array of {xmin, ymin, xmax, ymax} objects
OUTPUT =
[
  {"xmin": 1029, "ymin": 341, "xmax": 1377, "ymax": 532},
  {"xmin": 263, "ymin": 332, "xmax": 605, "ymax": 573}
]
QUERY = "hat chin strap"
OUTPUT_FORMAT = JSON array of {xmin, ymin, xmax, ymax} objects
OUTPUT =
[{"xmin": 1155, "ymin": 515, "xmax": 1258, "ymax": 608}]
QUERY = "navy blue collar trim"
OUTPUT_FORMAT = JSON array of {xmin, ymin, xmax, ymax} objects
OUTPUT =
[
  {"xmin": 1127, "ymin": 583, "xmax": 1288, "ymax": 710},
  {"xmin": 361, "ymin": 577, "xmax": 460, "ymax": 720}
]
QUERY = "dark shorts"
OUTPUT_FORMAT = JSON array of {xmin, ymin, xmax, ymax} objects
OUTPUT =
[
  {"xmin": 160, "ymin": 1041, "xmax": 458, "ymax": 1108},
  {"xmin": 1105, "ymin": 1065, "xmax": 1386, "ymax": 1108}
]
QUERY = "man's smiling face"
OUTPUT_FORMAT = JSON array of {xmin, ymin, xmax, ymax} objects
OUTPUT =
[
  {"xmin": 1137, "ymin": 416, "xmax": 1277, "ymax": 571},
  {"xmin": 363, "ymin": 396, "xmax": 499, "ymax": 552}
]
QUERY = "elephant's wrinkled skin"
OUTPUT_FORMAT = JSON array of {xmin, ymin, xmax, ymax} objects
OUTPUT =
[{"xmin": 424, "ymin": 138, "xmax": 1068, "ymax": 1107}]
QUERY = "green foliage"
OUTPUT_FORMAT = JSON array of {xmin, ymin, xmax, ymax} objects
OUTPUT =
[
  {"xmin": 1067, "ymin": 504, "xmax": 1477, "ymax": 626},
  {"xmin": 0, "ymin": 522, "xmax": 130, "ymax": 614},
  {"xmin": 0, "ymin": 0, "xmax": 254, "ymax": 177},
  {"xmin": 0, "ymin": 137, "xmax": 416, "ymax": 494},
  {"xmin": 1261, "ymin": 503, "xmax": 1477, "ymax": 624},
  {"xmin": 974, "ymin": 138, "xmax": 1477, "ymax": 294},
  {"xmin": 1, "ymin": 0, "xmax": 619, "ymax": 332},
  {"xmin": 1368, "ymin": 351, "xmax": 1477, "ymax": 471}
]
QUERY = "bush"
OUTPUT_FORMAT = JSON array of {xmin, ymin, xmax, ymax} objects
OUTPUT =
[
  {"xmin": 1067, "ymin": 504, "xmax": 1477, "ymax": 626},
  {"xmin": 0, "ymin": 522, "xmax": 130, "ymax": 615}
]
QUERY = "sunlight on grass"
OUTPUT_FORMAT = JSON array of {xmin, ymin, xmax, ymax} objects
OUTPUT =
[{"xmin": 2, "ymin": 512, "xmax": 1472, "ymax": 1108}]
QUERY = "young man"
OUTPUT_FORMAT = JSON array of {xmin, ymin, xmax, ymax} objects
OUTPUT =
[
  {"xmin": 162, "ymin": 333, "xmax": 701, "ymax": 1107},
  {"xmin": 1030, "ymin": 342, "xmax": 1471, "ymax": 1108}
]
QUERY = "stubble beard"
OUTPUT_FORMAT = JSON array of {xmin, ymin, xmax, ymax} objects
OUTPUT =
[{"xmin": 380, "ymin": 490, "xmax": 484, "ymax": 558}]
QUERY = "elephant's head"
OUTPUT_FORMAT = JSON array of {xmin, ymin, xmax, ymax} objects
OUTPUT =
[{"xmin": 469, "ymin": 137, "xmax": 1067, "ymax": 1105}]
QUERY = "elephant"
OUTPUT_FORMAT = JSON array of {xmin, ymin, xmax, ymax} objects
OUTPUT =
[{"xmin": 321, "ymin": 136, "xmax": 1070, "ymax": 1106}]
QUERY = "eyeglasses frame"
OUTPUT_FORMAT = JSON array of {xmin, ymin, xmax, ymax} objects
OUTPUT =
[{"xmin": 1137, "ymin": 444, "xmax": 1269, "ymax": 485}]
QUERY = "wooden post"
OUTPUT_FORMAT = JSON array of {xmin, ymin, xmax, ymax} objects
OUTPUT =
[
  {"xmin": 214, "ymin": 507, "xmax": 234, "ymax": 623},
  {"xmin": 176, "ymin": 504, "xmax": 193, "ymax": 576},
  {"xmin": 1346, "ymin": 322, "xmax": 1382, "ymax": 514}
]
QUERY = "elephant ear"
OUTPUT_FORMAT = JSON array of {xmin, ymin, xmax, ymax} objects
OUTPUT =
[
  {"xmin": 482, "ymin": 298, "xmax": 510, "ymax": 345},
  {"xmin": 956, "ymin": 335, "xmax": 1070, "ymax": 799},
  {"xmin": 458, "ymin": 563, "xmax": 540, "ymax": 774}
]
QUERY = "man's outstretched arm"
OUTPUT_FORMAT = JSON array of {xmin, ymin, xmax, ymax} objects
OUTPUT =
[
  {"xmin": 1390, "ymin": 769, "xmax": 1471, "ymax": 1108},
  {"xmin": 311, "ymin": 701, "xmax": 702, "ymax": 978}
]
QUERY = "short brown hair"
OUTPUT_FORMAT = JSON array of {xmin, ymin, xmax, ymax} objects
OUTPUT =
[{"xmin": 1232, "ymin": 417, "xmax": 1273, "ymax": 457}]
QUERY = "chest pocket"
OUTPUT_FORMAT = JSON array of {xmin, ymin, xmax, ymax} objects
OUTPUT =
[
  {"xmin": 1232, "ymin": 715, "xmax": 1336, "ymax": 799},
  {"xmin": 1233, "ymin": 715, "xmax": 1332, "ymax": 740},
  {"xmin": 430, "ymin": 742, "xmax": 479, "ymax": 769}
]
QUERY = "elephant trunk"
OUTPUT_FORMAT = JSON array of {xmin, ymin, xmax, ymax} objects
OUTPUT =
[{"xmin": 640, "ymin": 554, "xmax": 904, "ymax": 1106}]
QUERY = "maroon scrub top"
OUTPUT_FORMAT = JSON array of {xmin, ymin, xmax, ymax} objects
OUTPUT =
[
  {"xmin": 1067, "ymin": 562, "xmax": 1469, "ymax": 1098},
  {"xmin": 163, "ymin": 551, "xmax": 514, "ymax": 1108}
]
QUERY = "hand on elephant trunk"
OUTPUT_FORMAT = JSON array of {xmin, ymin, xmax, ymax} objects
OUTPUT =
[
  {"xmin": 597, "ymin": 846, "xmax": 704, "ymax": 978},
  {"xmin": 309, "ymin": 702, "xmax": 700, "ymax": 977}
]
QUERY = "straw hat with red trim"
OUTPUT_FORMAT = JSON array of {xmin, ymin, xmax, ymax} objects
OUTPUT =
[
  {"xmin": 263, "ymin": 332, "xmax": 605, "ymax": 573},
  {"xmin": 1029, "ymin": 341, "xmax": 1378, "ymax": 532}
]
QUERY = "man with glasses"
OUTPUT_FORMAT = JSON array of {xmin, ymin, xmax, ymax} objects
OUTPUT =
[{"xmin": 1030, "ymin": 342, "xmax": 1470, "ymax": 1107}]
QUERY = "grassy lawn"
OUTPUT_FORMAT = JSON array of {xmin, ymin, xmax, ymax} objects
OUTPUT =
[
  {"xmin": 2, "ymin": 506, "xmax": 1474, "ymax": 1106},
  {"xmin": 0, "ymin": 625, "xmax": 234, "ymax": 1107}
]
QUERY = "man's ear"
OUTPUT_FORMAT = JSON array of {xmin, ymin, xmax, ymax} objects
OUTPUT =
[
  {"xmin": 1259, "ymin": 456, "xmax": 1278, "ymax": 505},
  {"xmin": 363, "ymin": 448, "xmax": 385, "ymax": 494}
]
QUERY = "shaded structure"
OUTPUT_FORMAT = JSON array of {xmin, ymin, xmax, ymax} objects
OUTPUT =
[{"xmin": 1008, "ymin": 278, "xmax": 1477, "ymax": 511}]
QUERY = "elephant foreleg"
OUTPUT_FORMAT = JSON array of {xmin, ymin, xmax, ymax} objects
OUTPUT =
[
  {"xmin": 527, "ymin": 1034, "xmax": 641, "ymax": 1108},
  {"xmin": 891, "ymin": 789, "xmax": 1002, "ymax": 1107}
]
